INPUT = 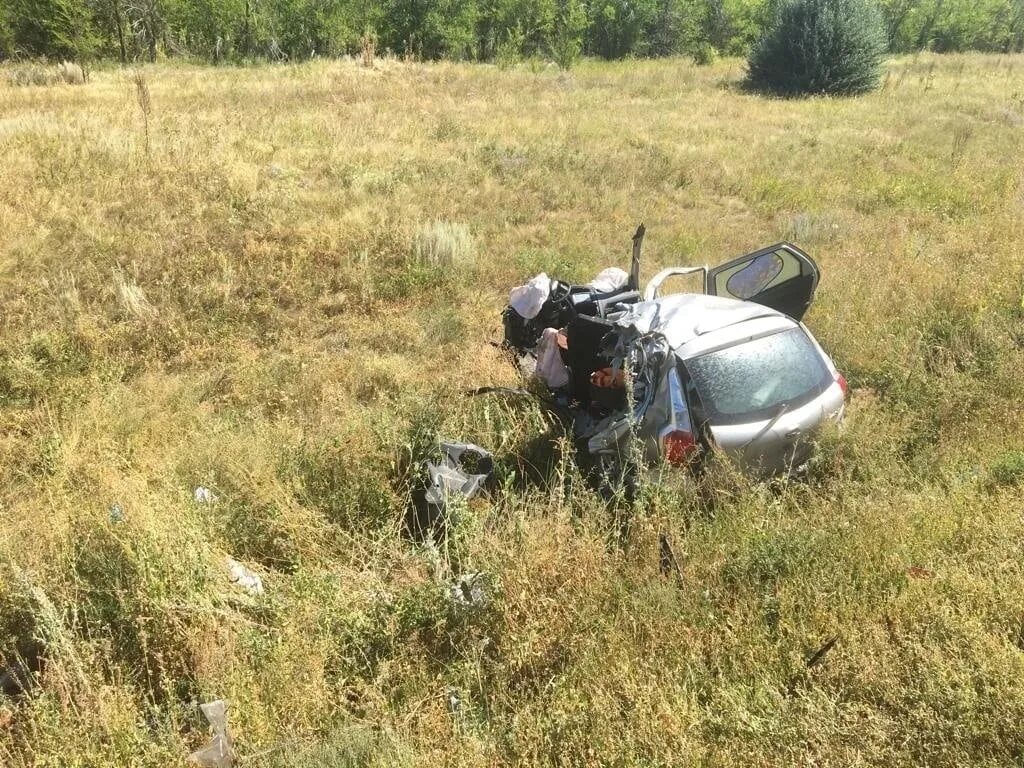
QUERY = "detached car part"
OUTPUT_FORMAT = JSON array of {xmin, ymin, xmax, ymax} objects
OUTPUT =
[{"xmin": 407, "ymin": 442, "xmax": 494, "ymax": 539}]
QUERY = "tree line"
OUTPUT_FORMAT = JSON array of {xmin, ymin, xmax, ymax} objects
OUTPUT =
[{"xmin": 2, "ymin": 0, "xmax": 1023, "ymax": 66}]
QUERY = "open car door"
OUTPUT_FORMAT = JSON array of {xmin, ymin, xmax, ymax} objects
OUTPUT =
[{"xmin": 705, "ymin": 243, "xmax": 819, "ymax": 321}]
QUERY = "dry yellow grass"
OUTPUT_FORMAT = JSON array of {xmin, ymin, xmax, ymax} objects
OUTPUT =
[{"xmin": 1, "ymin": 54, "xmax": 1023, "ymax": 766}]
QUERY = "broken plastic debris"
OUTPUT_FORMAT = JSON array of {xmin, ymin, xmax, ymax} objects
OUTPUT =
[
  {"xmin": 108, "ymin": 502, "xmax": 125, "ymax": 523},
  {"xmin": 194, "ymin": 486, "xmax": 217, "ymax": 504},
  {"xmin": 508, "ymin": 273, "xmax": 551, "ymax": 320},
  {"xmin": 225, "ymin": 557, "xmax": 264, "ymax": 596},
  {"xmin": 188, "ymin": 699, "xmax": 234, "ymax": 768},
  {"xmin": 424, "ymin": 443, "xmax": 493, "ymax": 506},
  {"xmin": 407, "ymin": 442, "xmax": 494, "ymax": 541},
  {"xmin": 447, "ymin": 572, "xmax": 488, "ymax": 607},
  {"xmin": 587, "ymin": 267, "xmax": 629, "ymax": 293}
]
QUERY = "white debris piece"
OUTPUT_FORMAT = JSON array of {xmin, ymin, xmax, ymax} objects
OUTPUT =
[
  {"xmin": 188, "ymin": 699, "xmax": 234, "ymax": 768},
  {"xmin": 447, "ymin": 572, "xmax": 487, "ymax": 607},
  {"xmin": 508, "ymin": 272, "xmax": 551, "ymax": 320},
  {"xmin": 535, "ymin": 328, "xmax": 569, "ymax": 388},
  {"xmin": 194, "ymin": 487, "xmax": 217, "ymax": 504},
  {"xmin": 225, "ymin": 557, "xmax": 264, "ymax": 596},
  {"xmin": 587, "ymin": 267, "xmax": 629, "ymax": 293},
  {"xmin": 445, "ymin": 686, "xmax": 461, "ymax": 715}
]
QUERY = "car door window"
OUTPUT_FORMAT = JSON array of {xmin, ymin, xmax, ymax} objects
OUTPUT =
[
  {"xmin": 706, "ymin": 243, "xmax": 819, "ymax": 321},
  {"xmin": 724, "ymin": 251, "xmax": 784, "ymax": 299}
]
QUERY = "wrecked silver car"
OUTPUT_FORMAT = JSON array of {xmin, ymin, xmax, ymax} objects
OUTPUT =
[{"xmin": 502, "ymin": 227, "xmax": 847, "ymax": 480}]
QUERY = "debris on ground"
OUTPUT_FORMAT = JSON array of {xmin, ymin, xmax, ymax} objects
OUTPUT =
[
  {"xmin": 407, "ymin": 442, "xmax": 494, "ymax": 539},
  {"xmin": 806, "ymin": 635, "xmax": 841, "ymax": 669},
  {"xmin": 188, "ymin": 699, "xmax": 234, "ymax": 768},
  {"xmin": 225, "ymin": 557, "xmax": 264, "ymax": 596},
  {"xmin": 194, "ymin": 487, "xmax": 217, "ymax": 504},
  {"xmin": 108, "ymin": 502, "xmax": 125, "ymax": 523},
  {"xmin": 426, "ymin": 442, "xmax": 493, "ymax": 501},
  {"xmin": 446, "ymin": 572, "xmax": 488, "ymax": 607}
]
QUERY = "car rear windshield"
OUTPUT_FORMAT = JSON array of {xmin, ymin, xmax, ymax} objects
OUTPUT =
[{"xmin": 683, "ymin": 328, "xmax": 832, "ymax": 425}]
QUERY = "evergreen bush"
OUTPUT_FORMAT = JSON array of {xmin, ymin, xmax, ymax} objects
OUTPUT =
[{"xmin": 747, "ymin": 0, "xmax": 886, "ymax": 96}]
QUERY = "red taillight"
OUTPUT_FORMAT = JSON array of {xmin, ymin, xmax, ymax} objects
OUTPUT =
[
  {"xmin": 835, "ymin": 372, "xmax": 848, "ymax": 398},
  {"xmin": 662, "ymin": 430, "xmax": 698, "ymax": 466}
]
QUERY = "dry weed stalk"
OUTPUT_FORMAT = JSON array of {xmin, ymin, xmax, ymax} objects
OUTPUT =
[
  {"xmin": 132, "ymin": 71, "xmax": 153, "ymax": 156},
  {"xmin": 113, "ymin": 268, "xmax": 157, "ymax": 321}
]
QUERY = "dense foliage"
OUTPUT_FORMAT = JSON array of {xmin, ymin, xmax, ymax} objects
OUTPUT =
[
  {"xmin": 0, "ymin": 0, "xmax": 1022, "ymax": 64},
  {"xmin": 747, "ymin": 0, "xmax": 886, "ymax": 94}
]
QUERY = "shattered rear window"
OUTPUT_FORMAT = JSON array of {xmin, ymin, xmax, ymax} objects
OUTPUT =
[{"xmin": 683, "ymin": 328, "xmax": 831, "ymax": 425}]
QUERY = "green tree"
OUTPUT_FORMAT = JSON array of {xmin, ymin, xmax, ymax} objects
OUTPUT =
[
  {"xmin": 266, "ymin": 0, "xmax": 377, "ymax": 58},
  {"xmin": 87, "ymin": 0, "xmax": 131, "ymax": 62},
  {"xmin": 0, "ymin": 4, "xmax": 15, "ymax": 58},
  {"xmin": 747, "ymin": 0, "xmax": 886, "ymax": 95},
  {"xmin": 6, "ymin": 0, "xmax": 98, "ymax": 59},
  {"xmin": 648, "ymin": 0, "xmax": 696, "ymax": 55},
  {"xmin": 585, "ymin": 0, "xmax": 657, "ymax": 58},
  {"xmin": 378, "ymin": 0, "xmax": 478, "ymax": 58},
  {"xmin": 548, "ymin": 0, "xmax": 583, "ymax": 67},
  {"xmin": 927, "ymin": 0, "xmax": 1020, "ymax": 51},
  {"xmin": 476, "ymin": 0, "xmax": 555, "ymax": 60},
  {"xmin": 164, "ymin": 0, "xmax": 247, "ymax": 59},
  {"xmin": 123, "ymin": 0, "xmax": 164, "ymax": 61},
  {"xmin": 705, "ymin": 0, "xmax": 778, "ymax": 54},
  {"xmin": 879, "ymin": 0, "xmax": 1024, "ymax": 53}
]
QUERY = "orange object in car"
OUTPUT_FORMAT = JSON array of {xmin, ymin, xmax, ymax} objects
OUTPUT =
[{"xmin": 590, "ymin": 367, "xmax": 625, "ymax": 389}]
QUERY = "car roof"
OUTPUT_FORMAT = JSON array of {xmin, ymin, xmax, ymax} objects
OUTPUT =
[{"xmin": 612, "ymin": 292, "xmax": 797, "ymax": 355}]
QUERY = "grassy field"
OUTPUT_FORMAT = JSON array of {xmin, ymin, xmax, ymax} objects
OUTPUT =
[{"xmin": 1, "ymin": 53, "xmax": 1024, "ymax": 766}]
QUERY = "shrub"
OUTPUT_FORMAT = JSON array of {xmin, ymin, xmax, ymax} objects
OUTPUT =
[
  {"xmin": 548, "ymin": 0, "xmax": 586, "ymax": 69},
  {"xmin": 289, "ymin": 438, "xmax": 398, "ymax": 534},
  {"xmin": 411, "ymin": 221, "xmax": 474, "ymax": 268},
  {"xmin": 746, "ymin": 0, "xmax": 886, "ymax": 96},
  {"xmin": 113, "ymin": 268, "xmax": 158, "ymax": 322},
  {"xmin": 692, "ymin": 41, "xmax": 717, "ymax": 65},
  {"xmin": 495, "ymin": 23, "xmax": 526, "ymax": 69},
  {"xmin": 919, "ymin": 300, "xmax": 999, "ymax": 378},
  {"xmin": 55, "ymin": 60, "xmax": 84, "ymax": 83},
  {"xmin": 5, "ymin": 61, "xmax": 85, "ymax": 87},
  {"xmin": 585, "ymin": 0, "xmax": 657, "ymax": 59},
  {"xmin": 989, "ymin": 450, "xmax": 1024, "ymax": 489}
]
